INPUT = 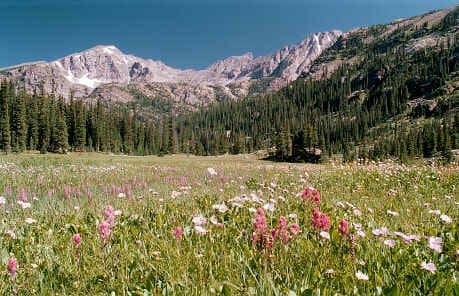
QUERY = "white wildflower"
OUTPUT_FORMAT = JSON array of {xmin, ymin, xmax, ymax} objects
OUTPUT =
[
  {"xmin": 25, "ymin": 218, "xmax": 37, "ymax": 224},
  {"xmin": 212, "ymin": 203, "xmax": 228, "ymax": 213},
  {"xmin": 355, "ymin": 270, "xmax": 369, "ymax": 281},
  {"xmin": 384, "ymin": 239, "xmax": 396, "ymax": 248},
  {"xmin": 440, "ymin": 214, "xmax": 452, "ymax": 224},
  {"xmin": 194, "ymin": 225, "xmax": 207, "ymax": 235},
  {"xmin": 428, "ymin": 237, "xmax": 442, "ymax": 253},
  {"xmin": 319, "ymin": 231, "xmax": 330, "ymax": 240},
  {"xmin": 192, "ymin": 215, "xmax": 207, "ymax": 226},
  {"xmin": 420, "ymin": 261, "xmax": 436, "ymax": 273},
  {"xmin": 207, "ymin": 167, "xmax": 218, "ymax": 176}
]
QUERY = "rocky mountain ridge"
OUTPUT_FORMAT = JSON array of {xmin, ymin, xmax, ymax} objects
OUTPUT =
[{"xmin": 0, "ymin": 31, "xmax": 342, "ymax": 107}]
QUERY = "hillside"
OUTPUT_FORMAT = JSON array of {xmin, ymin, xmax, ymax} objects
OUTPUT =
[{"xmin": 171, "ymin": 6, "xmax": 458, "ymax": 162}]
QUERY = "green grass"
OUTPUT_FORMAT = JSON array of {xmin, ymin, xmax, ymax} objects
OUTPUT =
[{"xmin": 0, "ymin": 153, "xmax": 457, "ymax": 295}]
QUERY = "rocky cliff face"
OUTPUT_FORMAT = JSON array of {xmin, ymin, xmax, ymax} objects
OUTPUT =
[{"xmin": 0, "ymin": 31, "xmax": 342, "ymax": 107}]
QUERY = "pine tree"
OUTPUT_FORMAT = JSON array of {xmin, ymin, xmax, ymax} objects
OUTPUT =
[
  {"xmin": 11, "ymin": 88, "xmax": 27, "ymax": 152},
  {"xmin": 74, "ymin": 100, "xmax": 86, "ymax": 151},
  {"xmin": 0, "ymin": 81, "xmax": 11, "ymax": 153},
  {"xmin": 52, "ymin": 98, "xmax": 69, "ymax": 153}
]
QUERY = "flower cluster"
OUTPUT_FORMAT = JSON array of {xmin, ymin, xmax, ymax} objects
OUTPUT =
[
  {"xmin": 251, "ymin": 208, "xmax": 300, "ymax": 250},
  {"xmin": 312, "ymin": 208, "xmax": 331, "ymax": 231},
  {"xmin": 301, "ymin": 187, "xmax": 321, "ymax": 204},
  {"xmin": 98, "ymin": 205, "xmax": 117, "ymax": 244}
]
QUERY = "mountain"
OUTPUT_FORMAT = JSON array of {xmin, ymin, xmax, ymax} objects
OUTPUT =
[
  {"xmin": 0, "ymin": 31, "xmax": 341, "ymax": 109},
  {"xmin": 172, "ymin": 6, "xmax": 458, "ymax": 161}
]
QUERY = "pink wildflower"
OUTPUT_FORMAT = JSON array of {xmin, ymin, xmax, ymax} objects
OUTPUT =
[
  {"xmin": 98, "ymin": 221, "xmax": 111, "ymax": 243},
  {"xmin": 289, "ymin": 223, "xmax": 301, "ymax": 236},
  {"xmin": 103, "ymin": 205, "xmax": 115, "ymax": 227},
  {"xmin": 7, "ymin": 257, "xmax": 17, "ymax": 278},
  {"xmin": 18, "ymin": 188, "xmax": 27, "ymax": 202},
  {"xmin": 312, "ymin": 208, "xmax": 331, "ymax": 231},
  {"xmin": 173, "ymin": 226, "xmax": 183, "ymax": 241},
  {"xmin": 274, "ymin": 216, "xmax": 290, "ymax": 244},
  {"xmin": 301, "ymin": 187, "xmax": 321, "ymax": 204},
  {"xmin": 339, "ymin": 219, "xmax": 349, "ymax": 236},
  {"xmin": 72, "ymin": 233, "xmax": 82, "ymax": 248},
  {"xmin": 251, "ymin": 208, "xmax": 273, "ymax": 249}
]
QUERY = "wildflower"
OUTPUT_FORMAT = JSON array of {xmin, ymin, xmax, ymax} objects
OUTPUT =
[
  {"xmin": 428, "ymin": 209, "xmax": 441, "ymax": 215},
  {"xmin": 72, "ymin": 233, "xmax": 82, "ymax": 248},
  {"xmin": 17, "ymin": 200, "xmax": 31, "ymax": 209},
  {"xmin": 263, "ymin": 202, "xmax": 275, "ymax": 212},
  {"xmin": 117, "ymin": 192, "xmax": 126, "ymax": 198},
  {"xmin": 194, "ymin": 225, "xmax": 207, "ymax": 235},
  {"xmin": 0, "ymin": 196, "xmax": 5, "ymax": 205},
  {"xmin": 173, "ymin": 226, "xmax": 183, "ymax": 240},
  {"xmin": 209, "ymin": 215, "xmax": 223, "ymax": 227},
  {"xmin": 312, "ymin": 208, "xmax": 331, "ymax": 231},
  {"xmin": 212, "ymin": 203, "xmax": 228, "ymax": 213},
  {"xmin": 192, "ymin": 215, "xmax": 207, "ymax": 226},
  {"xmin": 325, "ymin": 269, "xmax": 335, "ymax": 275},
  {"xmin": 353, "ymin": 208, "xmax": 362, "ymax": 217},
  {"xmin": 171, "ymin": 191, "xmax": 181, "ymax": 199},
  {"xmin": 288, "ymin": 213, "xmax": 298, "ymax": 220},
  {"xmin": 420, "ymin": 261, "xmax": 436, "ymax": 273},
  {"xmin": 440, "ymin": 214, "xmax": 452, "ymax": 224},
  {"xmin": 427, "ymin": 237, "xmax": 442, "ymax": 253},
  {"xmin": 384, "ymin": 239, "xmax": 396, "ymax": 248},
  {"xmin": 301, "ymin": 187, "xmax": 321, "ymax": 204},
  {"xmin": 338, "ymin": 219, "xmax": 349, "ymax": 236},
  {"xmin": 7, "ymin": 257, "xmax": 17, "ymax": 278},
  {"xmin": 357, "ymin": 230, "xmax": 366, "ymax": 237},
  {"xmin": 207, "ymin": 167, "xmax": 218, "ymax": 176},
  {"xmin": 289, "ymin": 223, "xmax": 301, "ymax": 236},
  {"xmin": 355, "ymin": 270, "xmax": 369, "ymax": 281},
  {"xmin": 98, "ymin": 221, "xmax": 111, "ymax": 243},
  {"xmin": 251, "ymin": 208, "xmax": 274, "ymax": 249},
  {"xmin": 319, "ymin": 231, "xmax": 330, "ymax": 240},
  {"xmin": 274, "ymin": 216, "xmax": 290, "ymax": 244},
  {"xmin": 25, "ymin": 218, "xmax": 37, "ymax": 224},
  {"xmin": 103, "ymin": 205, "xmax": 115, "ymax": 227},
  {"xmin": 18, "ymin": 188, "xmax": 27, "ymax": 202},
  {"xmin": 386, "ymin": 210, "xmax": 399, "ymax": 216},
  {"xmin": 372, "ymin": 227, "xmax": 389, "ymax": 236},
  {"xmin": 349, "ymin": 234, "xmax": 356, "ymax": 258},
  {"xmin": 5, "ymin": 230, "xmax": 16, "ymax": 239}
]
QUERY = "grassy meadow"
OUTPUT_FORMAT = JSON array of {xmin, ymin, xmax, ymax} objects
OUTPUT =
[{"xmin": 0, "ymin": 153, "xmax": 457, "ymax": 295}]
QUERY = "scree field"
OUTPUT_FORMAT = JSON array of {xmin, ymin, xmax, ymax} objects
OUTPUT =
[{"xmin": 0, "ymin": 153, "xmax": 457, "ymax": 295}]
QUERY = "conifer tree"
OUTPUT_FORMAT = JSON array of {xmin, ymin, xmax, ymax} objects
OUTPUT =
[{"xmin": 0, "ymin": 81, "xmax": 11, "ymax": 153}]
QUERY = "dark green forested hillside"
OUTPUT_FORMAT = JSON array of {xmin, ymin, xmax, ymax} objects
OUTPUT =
[{"xmin": 169, "ymin": 7, "xmax": 458, "ymax": 163}]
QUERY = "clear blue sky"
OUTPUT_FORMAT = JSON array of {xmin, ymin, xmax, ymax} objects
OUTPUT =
[{"xmin": 0, "ymin": 0, "xmax": 456, "ymax": 69}]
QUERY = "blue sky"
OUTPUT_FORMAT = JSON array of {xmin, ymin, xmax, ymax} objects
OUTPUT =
[{"xmin": 0, "ymin": 0, "xmax": 456, "ymax": 69}]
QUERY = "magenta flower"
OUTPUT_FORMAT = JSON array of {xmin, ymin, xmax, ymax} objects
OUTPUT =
[
  {"xmin": 103, "ymin": 205, "xmax": 115, "ymax": 227},
  {"xmin": 7, "ymin": 257, "xmax": 17, "ymax": 278},
  {"xmin": 98, "ymin": 221, "xmax": 112, "ymax": 243},
  {"xmin": 301, "ymin": 187, "xmax": 321, "ymax": 204},
  {"xmin": 173, "ymin": 226, "xmax": 183, "ymax": 241},
  {"xmin": 339, "ymin": 219, "xmax": 349, "ymax": 236},
  {"xmin": 289, "ymin": 223, "xmax": 301, "ymax": 236},
  {"xmin": 251, "ymin": 208, "xmax": 272, "ymax": 248},
  {"xmin": 18, "ymin": 188, "xmax": 28, "ymax": 202},
  {"xmin": 72, "ymin": 233, "xmax": 82, "ymax": 248},
  {"xmin": 272, "ymin": 216, "xmax": 290, "ymax": 244},
  {"xmin": 312, "ymin": 208, "xmax": 331, "ymax": 231}
]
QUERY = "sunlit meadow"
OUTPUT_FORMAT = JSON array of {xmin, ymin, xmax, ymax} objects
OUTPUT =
[{"xmin": 0, "ymin": 153, "xmax": 457, "ymax": 295}]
